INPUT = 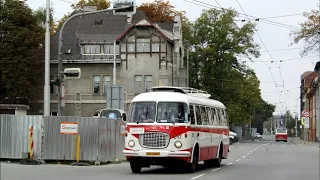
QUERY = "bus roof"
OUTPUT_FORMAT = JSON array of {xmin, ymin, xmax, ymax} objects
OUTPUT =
[{"xmin": 132, "ymin": 91, "xmax": 226, "ymax": 109}]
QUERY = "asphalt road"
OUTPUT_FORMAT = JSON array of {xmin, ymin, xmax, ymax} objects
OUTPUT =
[{"xmin": 1, "ymin": 139, "xmax": 319, "ymax": 180}]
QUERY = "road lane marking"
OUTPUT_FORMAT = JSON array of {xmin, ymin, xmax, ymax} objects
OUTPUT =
[
  {"xmin": 227, "ymin": 163, "xmax": 232, "ymax": 165},
  {"xmin": 242, "ymin": 156, "xmax": 246, "ymax": 158},
  {"xmin": 254, "ymin": 148, "xmax": 258, "ymax": 150},
  {"xmin": 211, "ymin": 168, "xmax": 220, "ymax": 172},
  {"xmin": 191, "ymin": 174, "xmax": 205, "ymax": 180},
  {"xmin": 250, "ymin": 151, "xmax": 253, "ymax": 153},
  {"xmin": 236, "ymin": 159, "xmax": 241, "ymax": 162},
  {"xmin": 247, "ymin": 153, "xmax": 250, "ymax": 155}
]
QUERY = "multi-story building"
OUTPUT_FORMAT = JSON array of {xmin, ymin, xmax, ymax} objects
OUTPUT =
[
  {"xmin": 313, "ymin": 61, "xmax": 320, "ymax": 142},
  {"xmin": 300, "ymin": 71, "xmax": 317, "ymax": 140},
  {"xmin": 34, "ymin": 7, "xmax": 187, "ymax": 117}
]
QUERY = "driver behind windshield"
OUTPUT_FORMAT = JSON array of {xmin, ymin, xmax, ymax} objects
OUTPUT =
[{"xmin": 137, "ymin": 107, "xmax": 154, "ymax": 123}]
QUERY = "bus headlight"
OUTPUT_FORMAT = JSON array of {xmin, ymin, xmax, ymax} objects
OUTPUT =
[
  {"xmin": 128, "ymin": 140, "xmax": 135, "ymax": 147},
  {"xmin": 174, "ymin": 141, "xmax": 182, "ymax": 148}
]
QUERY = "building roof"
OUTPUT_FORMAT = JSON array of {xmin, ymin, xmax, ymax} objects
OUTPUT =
[{"xmin": 50, "ymin": 10, "xmax": 174, "ymax": 61}]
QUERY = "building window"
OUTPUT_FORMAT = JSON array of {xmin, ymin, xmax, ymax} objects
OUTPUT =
[
  {"xmin": 145, "ymin": 75, "xmax": 152, "ymax": 92},
  {"xmin": 83, "ymin": 45, "xmax": 102, "ymax": 54},
  {"xmin": 127, "ymin": 44, "xmax": 135, "ymax": 52},
  {"xmin": 103, "ymin": 75, "xmax": 111, "ymax": 94},
  {"xmin": 104, "ymin": 45, "xmax": 119, "ymax": 54},
  {"xmin": 50, "ymin": 75, "xmax": 58, "ymax": 94},
  {"xmin": 152, "ymin": 43, "xmax": 160, "ymax": 52},
  {"xmin": 93, "ymin": 75, "xmax": 101, "ymax": 94},
  {"xmin": 134, "ymin": 75, "xmax": 143, "ymax": 94},
  {"xmin": 137, "ymin": 39, "xmax": 150, "ymax": 52}
]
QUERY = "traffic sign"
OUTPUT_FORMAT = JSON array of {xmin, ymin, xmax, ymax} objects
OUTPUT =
[{"xmin": 302, "ymin": 111, "xmax": 310, "ymax": 117}]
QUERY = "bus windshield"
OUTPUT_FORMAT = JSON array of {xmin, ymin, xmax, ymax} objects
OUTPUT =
[
  {"xmin": 276, "ymin": 128, "xmax": 287, "ymax": 134},
  {"xmin": 156, "ymin": 102, "xmax": 188, "ymax": 123},
  {"xmin": 129, "ymin": 102, "xmax": 189, "ymax": 123},
  {"xmin": 129, "ymin": 102, "xmax": 156, "ymax": 123}
]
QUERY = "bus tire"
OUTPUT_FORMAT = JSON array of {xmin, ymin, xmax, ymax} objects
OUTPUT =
[
  {"xmin": 130, "ymin": 160, "xmax": 142, "ymax": 173},
  {"xmin": 213, "ymin": 144, "xmax": 223, "ymax": 167},
  {"xmin": 186, "ymin": 145, "xmax": 198, "ymax": 173}
]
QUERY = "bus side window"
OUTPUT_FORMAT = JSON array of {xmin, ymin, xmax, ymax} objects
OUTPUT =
[
  {"xmin": 201, "ymin": 106, "xmax": 208, "ymax": 125},
  {"xmin": 207, "ymin": 107, "xmax": 213, "ymax": 125},
  {"xmin": 195, "ymin": 106, "xmax": 202, "ymax": 125},
  {"xmin": 214, "ymin": 108, "xmax": 221, "ymax": 126},
  {"xmin": 219, "ymin": 109, "xmax": 226, "ymax": 126},
  {"xmin": 223, "ymin": 110, "xmax": 229, "ymax": 126},
  {"xmin": 189, "ymin": 105, "xmax": 196, "ymax": 124}
]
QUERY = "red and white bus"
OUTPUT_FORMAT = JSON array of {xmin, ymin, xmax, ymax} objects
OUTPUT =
[
  {"xmin": 275, "ymin": 128, "xmax": 288, "ymax": 142},
  {"xmin": 122, "ymin": 86, "xmax": 230, "ymax": 173}
]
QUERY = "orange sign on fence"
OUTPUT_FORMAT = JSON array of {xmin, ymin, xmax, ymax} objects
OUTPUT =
[{"xmin": 60, "ymin": 122, "xmax": 78, "ymax": 135}]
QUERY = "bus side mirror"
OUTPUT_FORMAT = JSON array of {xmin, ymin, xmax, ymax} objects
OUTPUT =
[{"xmin": 122, "ymin": 113, "xmax": 127, "ymax": 121}]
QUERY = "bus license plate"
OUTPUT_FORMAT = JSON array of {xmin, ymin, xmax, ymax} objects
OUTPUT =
[{"xmin": 146, "ymin": 152, "xmax": 160, "ymax": 156}]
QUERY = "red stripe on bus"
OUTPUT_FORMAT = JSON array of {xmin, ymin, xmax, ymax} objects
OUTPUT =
[{"xmin": 126, "ymin": 125, "xmax": 229, "ymax": 139}]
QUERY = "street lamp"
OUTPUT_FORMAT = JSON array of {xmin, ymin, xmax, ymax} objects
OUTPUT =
[{"xmin": 43, "ymin": 0, "xmax": 50, "ymax": 116}]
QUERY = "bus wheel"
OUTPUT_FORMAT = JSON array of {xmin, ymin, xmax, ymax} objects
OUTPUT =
[
  {"xmin": 213, "ymin": 145, "xmax": 222, "ymax": 167},
  {"xmin": 130, "ymin": 160, "xmax": 142, "ymax": 173},
  {"xmin": 186, "ymin": 148, "xmax": 198, "ymax": 173}
]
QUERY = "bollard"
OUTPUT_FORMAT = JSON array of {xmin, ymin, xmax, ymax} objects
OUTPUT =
[
  {"xmin": 76, "ymin": 135, "xmax": 80, "ymax": 163},
  {"xmin": 20, "ymin": 125, "xmax": 40, "ymax": 165},
  {"xmin": 71, "ymin": 134, "xmax": 89, "ymax": 166},
  {"xmin": 29, "ymin": 126, "xmax": 34, "ymax": 160}
]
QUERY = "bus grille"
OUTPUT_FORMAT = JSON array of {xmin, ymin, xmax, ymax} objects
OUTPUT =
[{"xmin": 139, "ymin": 132, "xmax": 170, "ymax": 148}]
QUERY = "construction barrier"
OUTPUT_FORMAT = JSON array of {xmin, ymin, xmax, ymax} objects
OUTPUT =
[
  {"xmin": 29, "ymin": 125, "xmax": 34, "ymax": 159},
  {"xmin": 0, "ymin": 114, "xmax": 126, "ymax": 164}
]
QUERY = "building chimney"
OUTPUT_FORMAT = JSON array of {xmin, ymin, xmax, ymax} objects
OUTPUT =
[
  {"xmin": 127, "ymin": 13, "xmax": 133, "ymax": 25},
  {"xmin": 83, "ymin": 6, "xmax": 97, "ymax": 12}
]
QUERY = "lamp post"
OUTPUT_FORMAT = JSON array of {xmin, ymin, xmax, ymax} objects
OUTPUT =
[{"xmin": 44, "ymin": 0, "xmax": 51, "ymax": 116}]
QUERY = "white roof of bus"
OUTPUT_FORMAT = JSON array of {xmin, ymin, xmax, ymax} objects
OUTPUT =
[{"xmin": 132, "ymin": 92, "xmax": 226, "ymax": 109}]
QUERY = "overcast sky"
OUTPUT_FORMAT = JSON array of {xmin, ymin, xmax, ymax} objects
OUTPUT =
[{"xmin": 26, "ymin": 0, "xmax": 320, "ymax": 117}]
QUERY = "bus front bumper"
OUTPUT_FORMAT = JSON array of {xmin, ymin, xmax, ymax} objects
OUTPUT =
[{"xmin": 123, "ymin": 149, "xmax": 191, "ymax": 157}]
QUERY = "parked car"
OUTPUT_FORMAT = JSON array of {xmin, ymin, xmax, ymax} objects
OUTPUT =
[
  {"xmin": 99, "ymin": 108, "xmax": 127, "ymax": 120},
  {"xmin": 229, "ymin": 131, "xmax": 238, "ymax": 144},
  {"xmin": 255, "ymin": 133, "xmax": 263, "ymax": 139}
]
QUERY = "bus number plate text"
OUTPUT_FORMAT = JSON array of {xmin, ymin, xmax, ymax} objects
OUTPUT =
[{"xmin": 146, "ymin": 152, "xmax": 160, "ymax": 156}]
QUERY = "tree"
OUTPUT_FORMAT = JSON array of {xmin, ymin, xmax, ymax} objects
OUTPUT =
[
  {"xmin": 187, "ymin": 8, "xmax": 265, "ymax": 125},
  {"xmin": 137, "ymin": 0, "xmax": 193, "ymax": 47},
  {"xmin": 0, "ymin": 0, "xmax": 44, "ymax": 105},
  {"xmin": 33, "ymin": 6, "xmax": 56, "ymax": 34},
  {"xmin": 294, "ymin": 9, "xmax": 320, "ymax": 55},
  {"xmin": 56, "ymin": 0, "xmax": 110, "ymax": 30},
  {"xmin": 71, "ymin": 0, "xmax": 110, "ymax": 11},
  {"xmin": 137, "ymin": 0, "xmax": 175, "ymax": 23}
]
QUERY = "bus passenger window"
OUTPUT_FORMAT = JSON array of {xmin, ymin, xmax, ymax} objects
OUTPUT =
[
  {"xmin": 189, "ymin": 105, "xmax": 195, "ymax": 124},
  {"xmin": 214, "ymin": 108, "xmax": 221, "ymax": 125},
  {"xmin": 218, "ymin": 109, "xmax": 225, "ymax": 126},
  {"xmin": 206, "ymin": 107, "xmax": 213, "ymax": 125},
  {"xmin": 219, "ymin": 109, "xmax": 226, "ymax": 126},
  {"xmin": 195, "ymin": 106, "xmax": 202, "ymax": 125},
  {"xmin": 201, "ymin": 106, "xmax": 208, "ymax": 125},
  {"xmin": 211, "ymin": 108, "xmax": 218, "ymax": 126}
]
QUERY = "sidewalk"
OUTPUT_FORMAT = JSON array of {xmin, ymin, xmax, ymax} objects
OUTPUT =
[{"xmin": 289, "ymin": 137, "xmax": 320, "ymax": 148}]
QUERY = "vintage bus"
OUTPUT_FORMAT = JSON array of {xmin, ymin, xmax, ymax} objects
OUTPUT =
[
  {"xmin": 122, "ymin": 86, "xmax": 229, "ymax": 173},
  {"xmin": 275, "ymin": 128, "xmax": 288, "ymax": 142}
]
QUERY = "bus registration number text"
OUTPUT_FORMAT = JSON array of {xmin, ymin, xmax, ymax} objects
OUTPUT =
[{"xmin": 146, "ymin": 152, "xmax": 160, "ymax": 156}]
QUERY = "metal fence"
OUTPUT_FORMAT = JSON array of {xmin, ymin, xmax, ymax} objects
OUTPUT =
[
  {"xmin": 0, "ymin": 115, "xmax": 43, "ymax": 159},
  {"xmin": 0, "ymin": 115, "xmax": 125, "ymax": 163}
]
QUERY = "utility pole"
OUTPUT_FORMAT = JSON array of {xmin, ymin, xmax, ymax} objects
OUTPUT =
[
  {"xmin": 56, "ymin": 4, "xmax": 135, "ymax": 116},
  {"xmin": 44, "ymin": 0, "xmax": 51, "ymax": 116},
  {"xmin": 295, "ymin": 113, "xmax": 298, "ymax": 137}
]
